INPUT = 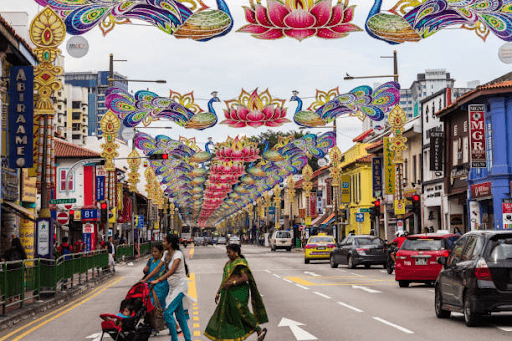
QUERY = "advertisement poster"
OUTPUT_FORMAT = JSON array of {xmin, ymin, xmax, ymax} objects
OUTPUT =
[
  {"xmin": 36, "ymin": 218, "xmax": 52, "ymax": 258},
  {"xmin": 20, "ymin": 208, "xmax": 35, "ymax": 260},
  {"xmin": 468, "ymin": 104, "xmax": 486, "ymax": 168}
]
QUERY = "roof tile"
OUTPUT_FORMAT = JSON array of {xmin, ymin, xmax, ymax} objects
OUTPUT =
[{"xmin": 55, "ymin": 139, "xmax": 101, "ymax": 158}]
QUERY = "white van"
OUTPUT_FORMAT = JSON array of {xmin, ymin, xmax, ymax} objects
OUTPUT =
[{"xmin": 269, "ymin": 230, "xmax": 293, "ymax": 252}]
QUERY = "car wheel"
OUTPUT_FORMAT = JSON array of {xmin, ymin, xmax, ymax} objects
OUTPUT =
[
  {"xmin": 287, "ymin": 247, "xmax": 292, "ymax": 252},
  {"xmin": 330, "ymin": 255, "xmax": 338, "ymax": 268},
  {"xmin": 365, "ymin": 264, "xmax": 371, "ymax": 269},
  {"xmin": 435, "ymin": 286, "xmax": 451, "ymax": 318},
  {"xmin": 271, "ymin": 246, "xmax": 275, "ymax": 252},
  {"xmin": 464, "ymin": 294, "xmax": 480, "ymax": 327},
  {"xmin": 304, "ymin": 258, "xmax": 310, "ymax": 264},
  {"xmin": 398, "ymin": 281, "xmax": 410, "ymax": 288},
  {"xmin": 386, "ymin": 261, "xmax": 394, "ymax": 274},
  {"xmin": 348, "ymin": 256, "xmax": 356, "ymax": 269},
  {"xmin": 382, "ymin": 263, "xmax": 387, "ymax": 269}
]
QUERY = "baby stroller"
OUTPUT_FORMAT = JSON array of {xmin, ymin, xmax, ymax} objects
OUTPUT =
[{"xmin": 99, "ymin": 282, "xmax": 155, "ymax": 341}]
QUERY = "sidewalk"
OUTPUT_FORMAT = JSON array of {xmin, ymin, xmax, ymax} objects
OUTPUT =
[{"xmin": 0, "ymin": 257, "xmax": 146, "ymax": 333}]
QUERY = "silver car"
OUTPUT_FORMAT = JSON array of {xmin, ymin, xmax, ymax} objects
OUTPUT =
[{"xmin": 229, "ymin": 236, "xmax": 241, "ymax": 245}]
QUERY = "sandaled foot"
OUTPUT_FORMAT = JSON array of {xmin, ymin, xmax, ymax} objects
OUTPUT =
[{"xmin": 257, "ymin": 328, "xmax": 267, "ymax": 341}]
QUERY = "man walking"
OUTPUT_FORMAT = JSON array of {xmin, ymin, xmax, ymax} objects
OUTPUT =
[{"xmin": 107, "ymin": 236, "xmax": 116, "ymax": 273}]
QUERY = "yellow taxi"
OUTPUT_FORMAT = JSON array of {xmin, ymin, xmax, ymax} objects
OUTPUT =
[{"xmin": 304, "ymin": 233, "xmax": 336, "ymax": 264}]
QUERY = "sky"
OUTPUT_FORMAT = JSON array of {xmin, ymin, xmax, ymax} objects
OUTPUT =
[{"xmin": 3, "ymin": 0, "xmax": 512, "ymax": 153}]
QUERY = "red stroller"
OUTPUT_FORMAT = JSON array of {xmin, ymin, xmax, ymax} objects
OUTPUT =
[{"xmin": 99, "ymin": 282, "xmax": 155, "ymax": 341}]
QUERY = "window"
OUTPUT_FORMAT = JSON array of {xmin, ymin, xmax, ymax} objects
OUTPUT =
[
  {"xmin": 358, "ymin": 172, "xmax": 361, "ymax": 204},
  {"xmin": 60, "ymin": 169, "xmax": 74, "ymax": 191},
  {"xmin": 463, "ymin": 120, "xmax": 468, "ymax": 133},
  {"xmin": 453, "ymin": 141, "xmax": 459, "ymax": 166},
  {"xmin": 454, "ymin": 125, "xmax": 458, "ymax": 136},
  {"xmin": 461, "ymin": 236, "xmax": 483, "ymax": 261},
  {"xmin": 413, "ymin": 155, "xmax": 417, "ymax": 183},
  {"xmin": 72, "ymin": 101, "xmax": 81, "ymax": 109},
  {"xmin": 447, "ymin": 236, "xmax": 468, "ymax": 265},
  {"xmin": 72, "ymin": 112, "xmax": 81, "ymax": 120},
  {"xmin": 462, "ymin": 137, "xmax": 469, "ymax": 163}
]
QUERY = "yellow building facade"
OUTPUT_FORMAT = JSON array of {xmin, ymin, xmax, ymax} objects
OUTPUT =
[{"xmin": 340, "ymin": 143, "xmax": 375, "ymax": 237}]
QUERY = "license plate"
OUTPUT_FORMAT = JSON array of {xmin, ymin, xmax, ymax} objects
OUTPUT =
[
  {"xmin": 317, "ymin": 246, "xmax": 326, "ymax": 250},
  {"xmin": 415, "ymin": 259, "xmax": 427, "ymax": 265},
  {"xmin": 281, "ymin": 241, "xmax": 286, "ymax": 244}
]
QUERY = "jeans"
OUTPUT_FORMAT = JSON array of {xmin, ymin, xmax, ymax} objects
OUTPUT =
[{"xmin": 164, "ymin": 293, "xmax": 191, "ymax": 341}]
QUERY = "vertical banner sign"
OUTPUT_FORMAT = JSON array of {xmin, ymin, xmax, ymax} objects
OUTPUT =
[
  {"xmin": 372, "ymin": 157, "xmax": 383, "ymax": 198},
  {"xmin": 383, "ymin": 137, "xmax": 396, "ymax": 195},
  {"xmin": 468, "ymin": 104, "xmax": 486, "ymax": 168},
  {"xmin": 36, "ymin": 218, "xmax": 52, "ymax": 258},
  {"xmin": 96, "ymin": 165, "xmax": 106, "ymax": 201},
  {"xmin": 341, "ymin": 175, "xmax": 350, "ymax": 203},
  {"xmin": 83, "ymin": 223, "xmax": 94, "ymax": 251},
  {"xmin": 430, "ymin": 131, "xmax": 444, "ymax": 171},
  {"xmin": 310, "ymin": 195, "xmax": 317, "ymax": 217},
  {"xmin": 503, "ymin": 199, "xmax": 512, "ymax": 229},
  {"xmin": 9, "ymin": 66, "xmax": 34, "ymax": 168}
]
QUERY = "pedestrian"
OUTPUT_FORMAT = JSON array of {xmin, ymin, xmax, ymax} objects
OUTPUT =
[
  {"xmin": 57, "ymin": 236, "xmax": 73, "ymax": 259},
  {"xmin": 74, "ymin": 238, "xmax": 84, "ymax": 254},
  {"xmin": 204, "ymin": 243, "xmax": 268, "ymax": 341},
  {"xmin": 150, "ymin": 234, "xmax": 193, "ymax": 341},
  {"xmin": 107, "ymin": 236, "xmax": 116, "ymax": 272},
  {"xmin": 141, "ymin": 244, "xmax": 169, "ymax": 335},
  {"xmin": 1, "ymin": 237, "xmax": 27, "ymax": 263}
]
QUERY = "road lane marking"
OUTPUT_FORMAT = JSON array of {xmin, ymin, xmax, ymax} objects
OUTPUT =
[
  {"xmin": 273, "ymin": 274, "xmax": 281, "ymax": 278},
  {"xmin": 498, "ymin": 327, "xmax": 512, "ymax": 332},
  {"xmin": 278, "ymin": 318, "xmax": 318, "ymax": 340},
  {"xmin": 427, "ymin": 289, "xmax": 435, "ymax": 293},
  {"xmin": 296, "ymin": 284, "xmax": 310, "ymax": 290},
  {"xmin": 0, "ymin": 280, "xmax": 115, "ymax": 341},
  {"xmin": 286, "ymin": 277, "xmax": 316, "ymax": 286},
  {"xmin": 338, "ymin": 269, "xmax": 347, "ymax": 272},
  {"xmin": 372, "ymin": 317, "xmax": 414, "ymax": 334},
  {"xmin": 264, "ymin": 270, "xmax": 272, "ymax": 273},
  {"xmin": 313, "ymin": 292, "xmax": 331, "ymax": 299},
  {"xmin": 8, "ymin": 277, "xmax": 124, "ymax": 341},
  {"xmin": 379, "ymin": 270, "xmax": 387, "ymax": 274},
  {"xmin": 189, "ymin": 246, "xmax": 195, "ymax": 259},
  {"xmin": 337, "ymin": 302, "xmax": 363, "ymax": 313},
  {"xmin": 304, "ymin": 271, "xmax": 321, "ymax": 277},
  {"xmin": 352, "ymin": 285, "xmax": 381, "ymax": 293},
  {"xmin": 350, "ymin": 272, "xmax": 363, "ymax": 277},
  {"xmin": 283, "ymin": 279, "xmax": 292, "ymax": 283}
]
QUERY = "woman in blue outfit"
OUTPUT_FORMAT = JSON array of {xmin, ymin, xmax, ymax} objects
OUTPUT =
[
  {"xmin": 151, "ymin": 234, "xmax": 192, "ymax": 341},
  {"xmin": 141, "ymin": 244, "xmax": 169, "ymax": 307}
]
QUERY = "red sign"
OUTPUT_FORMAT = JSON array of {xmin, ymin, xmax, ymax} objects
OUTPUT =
[
  {"xmin": 471, "ymin": 182, "xmax": 492, "ymax": 199},
  {"xmin": 56, "ymin": 212, "xmax": 69, "ymax": 225},
  {"xmin": 468, "ymin": 104, "xmax": 486, "ymax": 168}
]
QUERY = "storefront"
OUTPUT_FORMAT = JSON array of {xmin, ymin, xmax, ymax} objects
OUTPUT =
[{"xmin": 423, "ymin": 182, "xmax": 444, "ymax": 232}]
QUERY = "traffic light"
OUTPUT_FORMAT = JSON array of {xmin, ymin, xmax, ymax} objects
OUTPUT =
[
  {"xmin": 371, "ymin": 200, "xmax": 381, "ymax": 220},
  {"xmin": 100, "ymin": 202, "xmax": 108, "ymax": 223},
  {"xmin": 69, "ymin": 209, "xmax": 75, "ymax": 222},
  {"xmin": 412, "ymin": 195, "xmax": 421, "ymax": 214},
  {"xmin": 148, "ymin": 153, "xmax": 169, "ymax": 160}
]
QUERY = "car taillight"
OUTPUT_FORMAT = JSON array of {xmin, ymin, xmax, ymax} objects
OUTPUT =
[
  {"xmin": 475, "ymin": 258, "xmax": 493, "ymax": 281},
  {"xmin": 305, "ymin": 244, "xmax": 317, "ymax": 249},
  {"xmin": 327, "ymin": 244, "xmax": 335, "ymax": 248},
  {"xmin": 396, "ymin": 251, "xmax": 407, "ymax": 260}
]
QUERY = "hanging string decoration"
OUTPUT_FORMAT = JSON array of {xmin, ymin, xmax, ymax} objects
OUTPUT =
[
  {"xmin": 238, "ymin": 0, "xmax": 362, "ymax": 41},
  {"xmin": 105, "ymin": 87, "xmax": 219, "ymax": 130},
  {"xmin": 366, "ymin": 0, "xmax": 512, "ymax": 45},
  {"xmin": 292, "ymin": 82, "xmax": 401, "ymax": 127},
  {"xmin": 35, "ymin": 0, "xmax": 234, "ymax": 41},
  {"xmin": 221, "ymin": 89, "xmax": 290, "ymax": 128}
]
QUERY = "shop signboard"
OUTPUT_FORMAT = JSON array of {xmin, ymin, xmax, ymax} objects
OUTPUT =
[
  {"xmin": 36, "ymin": 218, "xmax": 52, "ymax": 258},
  {"xmin": 503, "ymin": 199, "xmax": 512, "ymax": 229},
  {"xmin": 372, "ymin": 157, "xmax": 383, "ymax": 198},
  {"xmin": 430, "ymin": 131, "xmax": 443, "ymax": 172},
  {"xmin": 471, "ymin": 182, "xmax": 492, "ymax": 199},
  {"xmin": 341, "ymin": 175, "xmax": 350, "ymax": 203},
  {"xmin": 96, "ymin": 166, "xmax": 106, "ymax": 201},
  {"xmin": 383, "ymin": 137, "xmax": 395, "ymax": 195},
  {"xmin": 468, "ymin": 104, "xmax": 486, "ymax": 168}
]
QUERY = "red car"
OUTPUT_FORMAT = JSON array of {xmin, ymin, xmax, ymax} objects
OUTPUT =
[{"xmin": 395, "ymin": 233, "xmax": 460, "ymax": 287}]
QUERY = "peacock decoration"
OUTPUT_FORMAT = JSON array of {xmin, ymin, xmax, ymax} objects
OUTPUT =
[
  {"xmin": 366, "ymin": 0, "xmax": 512, "ymax": 45},
  {"xmin": 35, "ymin": 0, "xmax": 233, "ymax": 41},
  {"xmin": 105, "ymin": 87, "xmax": 218, "ymax": 130},
  {"xmin": 292, "ymin": 82, "xmax": 401, "ymax": 128}
]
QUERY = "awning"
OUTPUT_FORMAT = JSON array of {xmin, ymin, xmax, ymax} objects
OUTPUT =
[
  {"xmin": 321, "ymin": 212, "xmax": 335, "ymax": 226},
  {"xmin": 312, "ymin": 210, "xmax": 332, "ymax": 227},
  {"xmin": 310, "ymin": 214, "xmax": 324, "ymax": 226},
  {"xmin": 2, "ymin": 201, "xmax": 36, "ymax": 221}
]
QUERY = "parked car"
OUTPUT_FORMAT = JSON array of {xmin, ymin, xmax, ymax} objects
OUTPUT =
[
  {"xmin": 217, "ymin": 237, "xmax": 227, "ymax": 245},
  {"xmin": 194, "ymin": 237, "xmax": 205, "ymax": 246},
  {"xmin": 395, "ymin": 233, "xmax": 460, "ymax": 287},
  {"xmin": 229, "ymin": 236, "xmax": 241, "ymax": 245},
  {"xmin": 435, "ymin": 230, "xmax": 512, "ymax": 326},
  {"xmin": 330, "ymin": 235, "xmax": 387, "ymax": 269},
  {"xmin": 212, "ymin": 237, "xmax": 219, "ymax": 244},
  {"xmin": 204, "ymin": 236, "xmax": 213, "ymax": 245},
  {"xmin": 269, "ymin": 230, "xmax": 293, "ymax": 252},
  {"xmin": 304, "ymin": 233, "xmax": 336, "ymax": 264},
  {"xmin": 180, "ymin": 232, "xmax": 193, "ymax": 247}
]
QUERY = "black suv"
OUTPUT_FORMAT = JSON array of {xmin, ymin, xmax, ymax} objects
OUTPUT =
[{"xmin": 435, "ymin": 230, "xmax": 512, "ymax": 326}]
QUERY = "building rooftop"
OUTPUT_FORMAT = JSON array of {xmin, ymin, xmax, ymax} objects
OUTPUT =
[{"xmin": 55, "ymin": 139, "xmax": 101, "ymax": 158}]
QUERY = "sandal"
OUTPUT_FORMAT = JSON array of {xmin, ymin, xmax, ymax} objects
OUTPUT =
[{"xmin": 257, "ymin": 328, "xmax": 267, "ymax": 341}]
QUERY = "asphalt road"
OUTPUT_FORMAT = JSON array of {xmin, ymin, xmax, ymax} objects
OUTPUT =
[{"xmin": 3, "ymin": 244, "xmax": 512, "ymax": 341}]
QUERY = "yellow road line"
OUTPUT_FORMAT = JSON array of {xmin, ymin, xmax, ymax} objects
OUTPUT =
[
  {"xmin": 4, "ymin": 277, "xmax": 124, "ymax": 341},
  {"xmin": 189, "ymin": 246, "xmax": 195, "ymax": 259},
  {"xmin": 187, "ymin": 273, "xmax": 198, "ymax": 301},
  {"xmin": 285, "ymin": 276, "xmax": 395, "ymax": 286}
]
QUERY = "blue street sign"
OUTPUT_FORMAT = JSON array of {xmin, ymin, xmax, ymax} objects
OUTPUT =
[
  {"xmin": 81, "ymin": 208, "xmax": 99, "ymax": 221},
  {"xmin": 355, "ymin": 213, "xmax": 364, "ymax": 223},
  {"xmin": 268, "ymin": 206, "xmax": 276, "ymax": 215}
]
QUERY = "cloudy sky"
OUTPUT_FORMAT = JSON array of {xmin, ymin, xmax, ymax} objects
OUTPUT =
[{"xmin": 3, "ymin": 0, "xmax": 512, "ymax": 152}]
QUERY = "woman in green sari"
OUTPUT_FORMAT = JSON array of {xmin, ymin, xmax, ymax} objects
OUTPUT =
[{"xmin": 205, "ymin": 244, "xmax": 268, "ymax": 341}]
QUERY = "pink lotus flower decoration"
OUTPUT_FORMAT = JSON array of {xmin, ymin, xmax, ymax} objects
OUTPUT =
[
  {"xmin": 221, "ymin": 89, "xmax": 290, "ymax": 128},
  {"xmin": 238, "ymin": 0, "xmax": 361, "ymax": 41},
  {"xmin": 215, "ymin": 137, "xmax": 259, "ymax": 163}
]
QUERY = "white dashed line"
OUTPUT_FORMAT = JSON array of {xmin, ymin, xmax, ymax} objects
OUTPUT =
[
  {"xmin": 498, "ymin": 327, "xmax": 512, "ymax": 332},
  {"xmin": 373, "ymin": 317, "xmax": 414, "ymax": 334},
  {"xmin": 337, "ymin": 302, "xmax": 364, "ymax": 313},
  {"xmin": 273, "ymin": 274, "xmax": 281, "ymax": 278},
  {"xmin": 427, "ymin": 289, "xmax": 435, "ymax": 293},
  {"xmin": 338, "ymin": 269, "xmax": 347, "ymax": 272},
  {"xmin": 313, "ymin": 291, "xmax": 331, "ymax": 299},
  {"xmin": 264, "ymin": 270, "xmax": 272, "ymax": 273},
  {"xmin": 351, "ymin": 272, "xmax": 363, "ymax": 277},
  {"xmin": 283, "ymin": 279, "xmax": 292, "ymax": 283},
  {"xmin": 296, "ymin": 284, "xmax": 309, "ymax": 290},
  {"xmin": 304, "ymin": 271, "xmax": 321, "ymax": 277},
  {"xmin": 379, "ymin": 270, "xmax": 388, "ymax": 274}
]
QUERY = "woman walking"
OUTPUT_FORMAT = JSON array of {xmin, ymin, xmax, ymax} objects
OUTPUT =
[
  {"xmin": 205, "ymin": 244, "xmax": 268, "ymax": 341},
  {"xmin": 141, "ymin": 244, "xmax": 169, "ymax": 334},
  {"xmin": 151, "ymin": 234, "xmax": 192, "ymax": 341}
]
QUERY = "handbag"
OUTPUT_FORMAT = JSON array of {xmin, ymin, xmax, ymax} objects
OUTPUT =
[{"xmin": 149, "ymin": 289, "xmax": 166, "ymax": 331}]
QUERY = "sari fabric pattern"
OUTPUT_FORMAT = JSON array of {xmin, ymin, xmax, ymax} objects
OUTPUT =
[{"xmin": 205, "ymin": 258, "xmax": 268, "ymax": 341}]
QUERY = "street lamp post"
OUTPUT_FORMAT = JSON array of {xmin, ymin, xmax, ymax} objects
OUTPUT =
[
  {"xmin": 329, "ymin": 146, "xmax": 342, "ymax": 244},
  {"xmin": 273, "ymin": 184, "xmax": 282, "ymax": 230},
  {"xmin": 286, "ymin": 175, "xmax": 296, "ymax": 246}
]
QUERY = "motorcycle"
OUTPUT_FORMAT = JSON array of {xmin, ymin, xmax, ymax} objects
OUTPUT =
[{"xmin": 385, "ymin": 246, "xmax": 397, "ymax": 274}]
